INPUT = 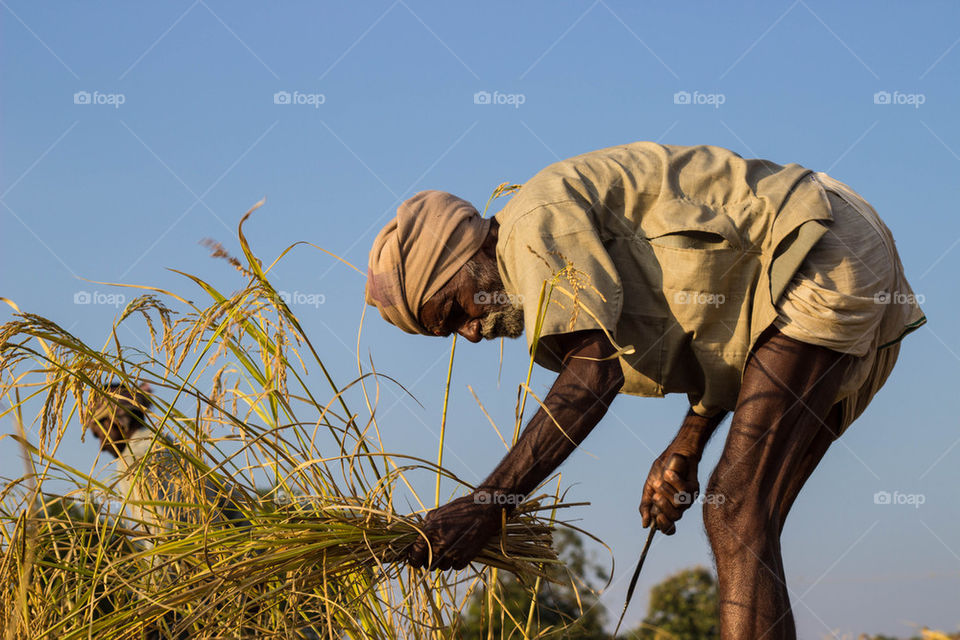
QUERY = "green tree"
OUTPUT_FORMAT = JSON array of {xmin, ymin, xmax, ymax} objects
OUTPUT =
[
  {"xmin": 455, "ymin": 528, "xmax": 609, "ymax": 639},
  {"xmin": 628, "ymin": 566, "xmax": 718, "ymax": 640}
]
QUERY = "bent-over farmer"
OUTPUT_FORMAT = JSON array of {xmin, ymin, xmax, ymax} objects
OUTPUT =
[{"xmin": 364, "ymin": 142, "xmax": 925, "ymax": 639}]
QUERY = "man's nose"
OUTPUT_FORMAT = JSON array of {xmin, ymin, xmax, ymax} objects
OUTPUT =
[{"xmin": 457, "ymin": 319, "xmax": 482, "ymax": 343}]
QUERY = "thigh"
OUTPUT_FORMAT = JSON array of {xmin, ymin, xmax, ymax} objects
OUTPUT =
[{"xmin": 709, "ymin": 327, "xmax": 853, "ymax": 522}]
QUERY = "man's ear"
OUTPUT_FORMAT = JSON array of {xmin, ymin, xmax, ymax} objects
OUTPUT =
[{"xmin": 479, "ymin": 219, "xmax": 499, "ymax": 259}]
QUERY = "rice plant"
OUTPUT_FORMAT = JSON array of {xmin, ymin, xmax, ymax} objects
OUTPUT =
[{"xmin": 0, "ymin": 200, "xmax": 603, "ymax": 639}]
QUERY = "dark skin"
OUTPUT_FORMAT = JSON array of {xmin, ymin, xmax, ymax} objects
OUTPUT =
[
  {"xmin": 410, "ymin": 223, "xmax": 856, "ymax": 640},
  {"xmin": 85, "ymin": 384, "xmax": 151, "ymax": 458},
  {"xmin": 418, "ymin": 222, "xmax": 502, "ymax": 343},
  {"xmin": 88, "ymin": 417, "xmax": 131, "ymax": 458}
]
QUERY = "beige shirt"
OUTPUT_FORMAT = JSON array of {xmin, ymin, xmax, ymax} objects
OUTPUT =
[{"xmin": 494, "ymin": 142, "xmax": 894, "ymax": 416}]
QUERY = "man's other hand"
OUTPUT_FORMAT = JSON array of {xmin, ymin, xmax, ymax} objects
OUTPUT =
[
  {"xmin": 406, "ymin": 493, "xmax": 504, "ymax": 571},
  {"xmin": 639, "ymin": 452, "xmax": 699, "ymax": 535}
]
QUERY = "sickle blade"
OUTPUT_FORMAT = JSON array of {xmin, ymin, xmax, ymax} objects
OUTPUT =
[{"xmin": 612, "ymin": 524, "xmax": 657, "ymax": 637}]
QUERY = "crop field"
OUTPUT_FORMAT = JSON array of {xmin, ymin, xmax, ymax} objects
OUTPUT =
[{"xmin": 0, "ymin": 201, "xmax": 597, "ymax": 639}]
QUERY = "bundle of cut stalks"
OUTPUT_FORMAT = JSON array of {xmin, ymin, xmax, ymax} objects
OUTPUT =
[
  {"xmin": 227, "ymin": 499, "xmax": 561, "ymax": 581},
  {"xmin": 87, "ymin": 497, "xmax": 565, "ymax": 622}
]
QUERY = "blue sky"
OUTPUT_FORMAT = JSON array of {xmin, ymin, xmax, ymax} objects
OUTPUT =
[{"xmin": 2, "ymin": 1, "xmax": 959, "ymax": 636}]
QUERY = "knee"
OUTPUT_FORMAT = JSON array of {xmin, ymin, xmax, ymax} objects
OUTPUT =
[
  {"xmin": 702, "ymin": 474, "xmax": 735, "ymax": 541},
  {"xmin": 702, "ymin": 470, "xmax": 776, "ymax": 548}
]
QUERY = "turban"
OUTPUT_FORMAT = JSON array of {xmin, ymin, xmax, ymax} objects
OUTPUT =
[{"xmin": 366, "ymin": 191, "xmax": 492, "ymax": 335}]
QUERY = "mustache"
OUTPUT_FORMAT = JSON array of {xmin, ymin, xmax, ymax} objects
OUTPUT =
[{"xmin": 479, "ymin": 306, "xmax": 525, "ymax": 340}]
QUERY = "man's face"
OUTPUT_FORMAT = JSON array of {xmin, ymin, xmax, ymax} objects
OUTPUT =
[
  {"xmin": 419, "ymin": 256, "xmax": 524, "ymax": 343},
  {"xmin": 85, "ymin": 385, "xmax": 150, "ymax": 458},
  {"xmin": 87, "ymin": 414, "xmax": 129, "ymax": 458}
]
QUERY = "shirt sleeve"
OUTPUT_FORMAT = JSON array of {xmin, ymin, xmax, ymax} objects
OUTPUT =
[
  {"xmin": 687, "ymin": 395, "xmax": 726, "ymax": 418},
  {"xmin": 497, "ymin": 201, "xmax": 624, "ymax": 371}
]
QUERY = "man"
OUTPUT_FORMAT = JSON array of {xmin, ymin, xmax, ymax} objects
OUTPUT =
[
  {"xmin": 84, "ymin": 383, "xmax": 249, "ymax": 538},
  {"xmin": 84, "ymin": 384, "xmax": 255, "ymax": 639},
  {"xmin": 365, "ymin": 142, "xmax": 925, "ymax": 639}
]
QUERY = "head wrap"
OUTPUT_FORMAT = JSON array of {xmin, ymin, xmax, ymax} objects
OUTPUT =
[{"xmin": 366, "ymin": 191, "xmax": 491, "ymax": 335}]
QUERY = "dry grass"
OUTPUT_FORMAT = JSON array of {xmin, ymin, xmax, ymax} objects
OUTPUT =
[{"xmin": 0, "ymin": 198, "xmax": 599, "ymax": 639}]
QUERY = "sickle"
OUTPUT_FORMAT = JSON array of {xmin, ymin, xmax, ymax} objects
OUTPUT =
[{"xmin": 612, "ymin": 453, "xmax": 687, "ymax": 637}]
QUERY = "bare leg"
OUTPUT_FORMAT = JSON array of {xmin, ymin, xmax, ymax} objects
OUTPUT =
[
  {"xmin": 777, "ymin": 403, "xmax": 844, "ymax": 535},
  {"xmin": 703, "ymin": 328, "xmax": 853, "ymax": 640}
]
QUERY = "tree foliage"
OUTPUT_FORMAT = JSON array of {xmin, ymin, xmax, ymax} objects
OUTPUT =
[
  {"xmin": 456, "ymin": 528, "xmax": 609, "ymax": 639},
  {"xmin": 628, "ymin": 566, "xmax": 718, "ymax": 640}
]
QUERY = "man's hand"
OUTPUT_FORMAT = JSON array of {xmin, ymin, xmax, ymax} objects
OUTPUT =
[
  {"xmin": 640, "ymin": 452, "xmax": 699, "ymax": 535},
  {"xmin": 407, "ymin": 493, "xmax": 504, "ymax": 571}
]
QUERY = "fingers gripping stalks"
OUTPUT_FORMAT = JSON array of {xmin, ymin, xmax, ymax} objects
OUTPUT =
[{"xmin": 406, "ymin": 493, "xmax": 504, "ymax": 571}]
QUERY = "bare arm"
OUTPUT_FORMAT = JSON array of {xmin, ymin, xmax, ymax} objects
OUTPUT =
[
  {"xmin": 667, "ymin": 407, "xmax": 727, "ymax": 462},
  {"xmin": 406, "ymin": 329, "xmax": 623, "ymax": 570},
  {"xmin": 476, "ymin": 329, "xmax": 625, "ymax": 504}
]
